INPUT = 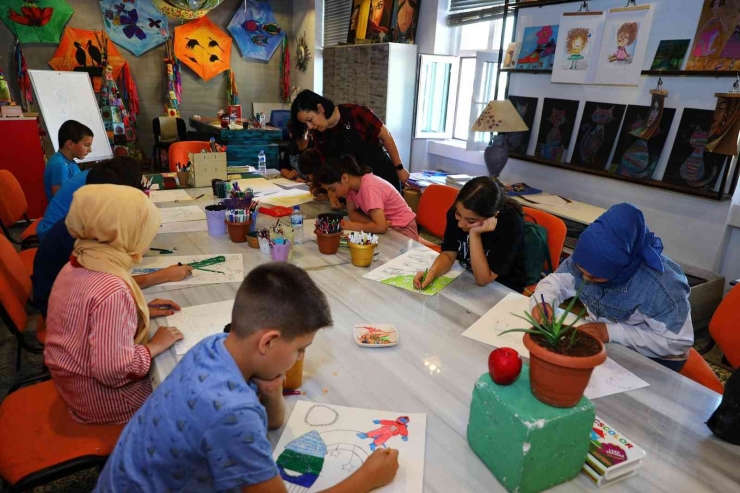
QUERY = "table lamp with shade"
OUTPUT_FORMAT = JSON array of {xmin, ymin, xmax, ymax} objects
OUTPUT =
[{"xmin": 471, "ymin": 100, "xmax": 529, "ymax": 177}]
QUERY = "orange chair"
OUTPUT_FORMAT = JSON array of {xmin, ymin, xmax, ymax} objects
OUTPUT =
[
  {"xmin": 522, "ymin": 206, "xmax": 567, "ymax": 295},
  {"xmin": 168, "ymin": 141, "xmax": 212, "ymax": 172},
  {"xmin": 416, "ymin": 184, "xmax": 459, "ymax": 252},
  {"xmin": 0, "ymin": 235, "xmax": 43, "ymax": 370},
  {"xmin": 708, "ymin": 285, "xmax": 740, "ymax": 370},
  {"xmin": 680, "ymin": 347, "xmax": 724, "ymax": 394},
  {"xmin": 0, "ymin": 169, "xmax": 41, "ymax": 246},
  {"xmin": 0, "ymin": 378, "xmax": 125, "ymax": 491}
]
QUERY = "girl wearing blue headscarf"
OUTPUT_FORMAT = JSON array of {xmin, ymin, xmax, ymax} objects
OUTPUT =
[{"xmin": 531, "ymin": 203, "xmax": 693, "ymax": 371}]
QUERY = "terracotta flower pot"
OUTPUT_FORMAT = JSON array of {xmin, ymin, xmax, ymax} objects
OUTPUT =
[
  {"xmin": 523, "ymin": 331, "xmax": 606, "ymax": 408},
  {"xmin": 177, "ymin": 171, "xmax": 190, "ymax": 188},
  {"xmin": 315, "ymin": 230, "xmax": 342, "ymax": 255},
  {"xmin": 246, "ymin": 232, "xmax": 260, "ymax": 248},
  {"xmin": 225, "ymin": 220, "xmax": 251, "ymax": 243},
  {"xmin": 348, "ymin": 242, "xmax": 376, "ymax": 267}
]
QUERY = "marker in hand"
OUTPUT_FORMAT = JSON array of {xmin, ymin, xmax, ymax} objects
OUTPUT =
[{"xmin": 418, "ymin": 268, "xmax": 429, "ymax": 292}]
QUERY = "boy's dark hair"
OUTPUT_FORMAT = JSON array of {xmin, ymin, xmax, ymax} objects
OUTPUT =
[
  {"xmin": 456, "ymin": 176, "xmax": 522, "ymax": 217},
  {"xmin": 298, "ymin": 148, "xmax": 321, "ymax": 177},
  {"xmin": 287, "ymin": 118, "xmax": 308, "ymax": 141},
  {"xmin": 58, "ymin": 120, "xmax": 94, "ymax": 147},
  {"xmin": 291, "ymin": 90, "xmax": 336, "ymax": 125},
  {"xmin": 230, "ymin": 263, "xmax": 333, "ymax": 340},
  {"xmin": 317, "ymin": 154, "xmax": 370, "ymax": 184},
  {"xmin": 87, "ymin": 157, "xmax": 143, "ymax": 190}
]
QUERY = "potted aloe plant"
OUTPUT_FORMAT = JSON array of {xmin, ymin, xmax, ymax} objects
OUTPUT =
[{"xmin": 502, "ymin": 294, "xmax": 606, "ymax": 408}]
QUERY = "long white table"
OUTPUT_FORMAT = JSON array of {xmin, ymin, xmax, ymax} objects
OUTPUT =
[{"xmin": 143, "ymin": 186, "xmax": 740, "ymax": 493}]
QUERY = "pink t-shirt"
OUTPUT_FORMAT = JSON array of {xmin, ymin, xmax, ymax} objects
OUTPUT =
[{"xmin": 347, "ymin": 174, "xmax": 416, "ymax": 228}]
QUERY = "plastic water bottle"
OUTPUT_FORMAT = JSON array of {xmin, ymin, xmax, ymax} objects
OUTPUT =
[
  {"xmin": 290, "ymin": 206, "xmax": 304, "ymax": 245},
  {"xmin": 258, "ymin": 150, "xmax": 266, "ymax": 177}
]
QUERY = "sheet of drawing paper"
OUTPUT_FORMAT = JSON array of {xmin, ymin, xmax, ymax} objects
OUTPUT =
[
  {"xmin": 164, "ymin": 300, "xmax": 234, "ymax": 356},
  {"xmin": 158, "ymin": 220, "xmax": 209, "ymax": 234},
  {"xmin": 585, "ymin": 357, "xmax": 649, "ymax": 399},
  {"xmin": 461, "ymin": 293, "xmax": 583, "ymax": 357},
  {"xmin": 235, "ymin": 177, "xmax": 284, "ymax": 194},
  {"xmin": 362, "ymin": 247, "xmax": 464, "ymax": 296},
  {"xmin": 552, "ymin": 11, "xmax": 606, "ymax": 84},
  {"xmin": 594, "ymin": 6, "xmax": 653, "ymax": 86},
  {"xmin": 158, "ymin": 205, "xmax": 206, "ymax": 223},
  {"xmin": 260, "ymin": 188, "xmax": 315, "ymax": 207},
  {"xmin": 132, "ymin": 254, "xmax": 243, "ymax": 287},
  {"xmin": 271, "ymin": 178, "xmax": 311, "ymax": 188},
  {"xmin": 274, "ymin": 401, "xmax": 426, "ymax": 493},
  {"xmin": 149, "ymin": 189, "xmax": 193, "ymax": 203}
]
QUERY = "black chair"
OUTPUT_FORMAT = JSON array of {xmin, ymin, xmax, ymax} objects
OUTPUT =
[{"xmin": 152, "ymin": 117, "xmax": 187, "ymax": 172}]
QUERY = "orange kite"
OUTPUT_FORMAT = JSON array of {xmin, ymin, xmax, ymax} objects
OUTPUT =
[
  {"xmin": 49, "ymin": 27, "xmax": 126, "ymax": 91},
  {"xmin": 174, "ymin": 16, "xmax": 232, "ymax": 82}
]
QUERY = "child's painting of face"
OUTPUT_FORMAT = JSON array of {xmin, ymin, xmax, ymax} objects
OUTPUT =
[{"xmin": 390, "ymin": 0, "xmax": 419, "ymax": 44}]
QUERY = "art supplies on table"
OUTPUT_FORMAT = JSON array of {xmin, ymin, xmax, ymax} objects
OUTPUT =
[
  {"xmin": 273, "ymin": 401, "xmax": 426, "ymax": 493},
  {"xmin": 235, "ymin": 177, "xmax": 283, "ymax": 195},
  {"xmin": 353, "ymin": 324, "xmax": 399, "ymax": 347},
  {"xmin": 132, "ymin": 254, "xmax": 243, "ymax": 287},
  {"xmin": 271, "ymin": 177, "xmax": 310, "ymax": 188},
  {"xmin": 158, "ymin": 205, "xmax": 207, "ymax": 224},
  {"xmin": 149, "ymin": 189, "xmax": 193, "ymax": 203},
  {"xmin": 225, "ymin": 209, "xmax": 251, "ymax": 223},
  {"xmin": 315, "ymin": 215, "xmax": 343, "ymax": 235},
  {"xmin": 260, "ymin": 189, "xmax": 314, "ymax": 207},
  {"xmin": 363, "ymin": 247, "xmax": 464, "ymax": 296},
  {"xmin": 348, "ymin": 231, "xmax": 378, "ymax": 245},
  {"xmin": 581, "ymin": 417, "xmax": 646, "ymax": 488},
  {"xmin": 165, "ymin": 300, "xmax": 235, "ymax": 356},
  {"xmin": 259, "ymin": 205, "xmax": 294, "ymax": 217},
  {"xmin": 445, "ymin": 174, "xmax": 474, "ymax": 189}
]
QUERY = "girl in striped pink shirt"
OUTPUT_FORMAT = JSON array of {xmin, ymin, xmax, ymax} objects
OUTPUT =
[{"xmin": 45, "ymin": 185, "xmax": 183, "ymax": 424}]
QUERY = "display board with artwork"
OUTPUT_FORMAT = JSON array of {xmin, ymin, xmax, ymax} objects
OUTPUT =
[
  {"xmin": 552, "ymin": 11, "xmax": 605, "ymax": 84},
  {"xmin": 506, "ymin": 95, "xmax": 538, "ymax": 154},
  {"xmin": 572, "ymin": 102, "xmax": 627, "ymax": 170},
  {"xmin": 534, "ymin": 98, "xmax": 579, "ymax": 162},
  {"xmin": 594, "ymin": 5, "xmax": 654, "ymax": 86}
]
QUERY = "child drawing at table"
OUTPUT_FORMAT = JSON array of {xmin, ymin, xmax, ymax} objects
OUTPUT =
[
  {"xmin": 413, "ymin": 177, "xmax": 527, "ymax": 292},
  {"xmin": 609, "ymin": 22, "xmax": 639, "ymax": 64},
  {"xmin": 279, "ymin": 120, "xmax": 312, "ymax": 182},
  {"xmin": 44, "ymin": 120, "xmax": 94, "ymax": 200},
  {"xmin": 95, "ymin": 263, "xmax": 401, "ymax": 493},
  {"xmin": 300, "ymin": 148, "xmax": 343, "ymax": 209},
  {"xmin": 530, "ymin": 203, "xmax": 694, "ymax": 372},
  {"xmin": 318, "ymin": 154, "xmax": 418, "ymax": 240}
]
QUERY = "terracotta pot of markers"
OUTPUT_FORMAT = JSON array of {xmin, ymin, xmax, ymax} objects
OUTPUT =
[
  {"xmin": 315, "ymin": 230, "xmax": 342, "ymax": 255},
  {"xmin": 225, "ymin": 220, "xmax": 251, "ymax": 243},
  {"xmin": 177, "ymin": 171, "xmax": 190, "ymax": 188},
  {"xmin": 246, "ymin": 231, "xmax": 260, "ymax": 248},
  {"xmin": 349, "ymin": 242, "xmax": 376, "ymax": 267}
]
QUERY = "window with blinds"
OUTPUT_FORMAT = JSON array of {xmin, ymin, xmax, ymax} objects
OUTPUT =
[
  {"xmin": 448, "ymin": 0, "xmax": 506, "ymax": 27},
  {"xmin": 324, "ymin": 0, "xmax": 352, "ymax": 47}
]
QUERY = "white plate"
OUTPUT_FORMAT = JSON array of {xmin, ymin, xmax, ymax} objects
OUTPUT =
[{"xmin": 353, "ymin": 324, "xmax": 399, "ymax": 347}]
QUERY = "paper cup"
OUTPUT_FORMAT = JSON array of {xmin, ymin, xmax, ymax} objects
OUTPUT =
[
  {"xmin": 258, "ymin": 237, "xmax": 270, "ymax": 255},
  {"xmin": 270, "ymin": 241, "xmax": 291, "ymax": 262}
]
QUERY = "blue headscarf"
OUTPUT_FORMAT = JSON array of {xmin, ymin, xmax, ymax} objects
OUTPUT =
[{"xmin": 571, "ymin": 203, "xmax": 664, "ymax": 288}]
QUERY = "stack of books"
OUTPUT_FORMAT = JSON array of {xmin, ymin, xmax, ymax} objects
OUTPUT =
[
  {"xmin": 445, "ymin": 174, "xmax": 474, "ymax": 189},
  {"xmin": 582, "ymin": 417, "xmax": 646, "ymax": 488}
]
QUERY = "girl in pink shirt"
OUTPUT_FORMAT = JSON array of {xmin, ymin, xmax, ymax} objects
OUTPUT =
[{"xmin": 318, "ymin": 155, "xmax": 418, "ymax": 240}]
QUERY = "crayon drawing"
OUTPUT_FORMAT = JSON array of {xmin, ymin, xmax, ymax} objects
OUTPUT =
[
  {"xmin": 362, "ymin": 247, "xmax": 464, "ymax": 296},
  {"xmin": 594, "ymin": 7, "xmax": 654, "ymax": 85},
  {"xmin": 132, "ymin": 254, "xmax": 244, "ymax": 287},
  {"xmin": 516, "ymin": 25, "xmax": 559, "ymax": 70},
  {"xmin": 274, "ymin": 401, "xmax": 426, "ymax": 493},
  {"xmin": 552, "ymin": 11, "xmax": 605, "ymax": 84}
]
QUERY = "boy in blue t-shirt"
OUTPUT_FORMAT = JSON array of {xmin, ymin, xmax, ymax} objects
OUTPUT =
[
  {"xmin": 44, "ymin": 120, "xmax": 94, "ymax": 200},
  {"xmin": 95, "ymin": 263, "xmax": 400, "ymax": 493}
]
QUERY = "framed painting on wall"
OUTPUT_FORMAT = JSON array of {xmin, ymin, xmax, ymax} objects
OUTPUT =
[
  {"xmin": 594, "ymin": 5, "xmax": 654, "ymax": 86},
  {"xmin": 551, "ymin": 10, "xmax": 605, "ymax": 84},
  {"xmin": 516, "ymin": 25, "xmax": 559, "ymax": 70},
  {"xmin": 534, "ymin": 98, "xmax": 580, "ymax": 162},
  {"xmin": 571, "ymin": 101, "xmax": 626, "ymax": 170},
  {"xmin": 686, "ymin": 0, "xmax": 740, "ymax": 71}
]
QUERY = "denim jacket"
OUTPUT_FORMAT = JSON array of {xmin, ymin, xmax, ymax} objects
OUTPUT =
[{"xmin": 531, "ymin": 256, "xmax": 694, "ymax": 360}]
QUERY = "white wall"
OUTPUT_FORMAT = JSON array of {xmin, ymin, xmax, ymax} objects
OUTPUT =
[
  {"xmin": 292, "ymin": 0, "xmax": 323, "ymax": 93},
  {"xmin": 412, "ymin": 0, "xmax": 736, "ymax": 274}
]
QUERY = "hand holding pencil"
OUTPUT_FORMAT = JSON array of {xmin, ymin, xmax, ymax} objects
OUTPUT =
[{"xmin": 413, "ymin": 268, "xmax": 437, "ymax": 290}]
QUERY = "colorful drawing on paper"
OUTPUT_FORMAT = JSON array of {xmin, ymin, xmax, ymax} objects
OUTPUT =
[
  {"xmin": 158, "ymin": 205, "xmax": 206, "ymax": 223},
  {"xmin": 650, "ymin": 39, "xmax": 691, "ymax": 70},
  {"xmin": 594, "ymin": 7, "xmax": 653, "ymax": 86},
  {"xmin": 164, "ymin": 300, "xmax": 234, "ymax": 356},
  {"xmin": 607, "ymin": 22, "xmax": 640, "ymax": 65},
  {"xmin": 274, "ymin": 401, "xmax": 426, "ymax": 493},
  {"xmin": 663, "ymin": 108, "xmax": 726, "ymax": 190},
  {"xmin": 505, "ymin": 96, "xmax": 538, "ymax": 154},
  {"xmin": 503, "ymin": 42, "xmax": 519, "ymax": 69},
  {"xmin": 572, "ymin": 102, "xmax": 626, "ymax": 170},
  {"xmin": 362, "ymin": 247, "xmax": 464, "ymax": 296},
  {"xmin": 534, "ymin": 98, "xmax": 579, "ymax": 162},
  {"xmin": 609, "ymin": 104, "xmax": 676, "ymax": 179},
  {"xmin": 353, "ymin": 324, "xmax": 399, "ymax": 346},
  {"xmin": 516, "ymin": 25, "xmax": 559, "ymax": 70},
  {"xmin": 228, "ymin": 0, "xmax": 286, "ymax": 62},
  {"xmin": 686, "ymin": 0, "xmax": 740, "ymax": 71},
  {"xmin": 99, "ymin": 0, "xmax": 168, "ymax": 56},
  {"xmin": 552, "ymin": 12, "xmax": 605, "ymax": 84},
  {"xmin": 132, "ymin": 254, "xmax": 243, "ymax": 287},
  {"xmin": 389, "ymin": 0, "xmax": 419, "ymax": 44}
]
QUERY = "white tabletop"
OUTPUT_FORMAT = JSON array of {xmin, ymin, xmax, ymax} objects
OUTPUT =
[{"xmin": 143, "ymin": 186, "xmax": 739, "ymax": 493}]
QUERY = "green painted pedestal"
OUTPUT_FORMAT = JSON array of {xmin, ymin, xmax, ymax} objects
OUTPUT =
[{"xmin": 468, "ymin": 364, "xmax": 595, "ymax": 493}]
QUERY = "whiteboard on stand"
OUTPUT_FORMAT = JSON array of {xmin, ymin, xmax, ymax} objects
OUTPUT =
[{"xmin": 28, "ymin": 70, "xmax": 113, "ymax": 163}]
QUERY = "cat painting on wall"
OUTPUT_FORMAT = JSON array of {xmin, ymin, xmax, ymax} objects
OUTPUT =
[
  {"xmin": 534, "ymin": 98, "xmax": 580, "ymax": 163},
  {"xmin": 610, "ymin": 104, "xmax": 676, "ymax": 179},
  {"xmin": 572, "ymin": 102, "xmax": 626, "ymax": 170},
  {"xmin": 506, "ymin": 95, "xmax": 538, "ymax": 155}
]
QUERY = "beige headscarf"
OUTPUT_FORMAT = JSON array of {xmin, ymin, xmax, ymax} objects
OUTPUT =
[{"xmin": 65, "ymin": 184, "xmax": 161, "ymax": 345}]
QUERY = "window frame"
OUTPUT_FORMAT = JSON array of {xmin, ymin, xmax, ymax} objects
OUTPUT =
[{"xmin": 413, "ymin": 54, "xmax": 460, "ymax": 140}]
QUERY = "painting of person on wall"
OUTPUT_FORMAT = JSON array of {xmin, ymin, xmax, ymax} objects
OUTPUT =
[
  {"xmin": 390, "ymin": 0, "xmax": 419, "ymax": 44},
  {"xmin": 366, "ymin": 0, "xmax": 393, "ymax": 42}
]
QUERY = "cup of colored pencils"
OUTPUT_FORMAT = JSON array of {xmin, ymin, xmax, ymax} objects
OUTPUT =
[
  {"xmin": 314, "ymin": 214, "xmax": 344, "ymax": 255},
  {"xmin": 258, "ymin": 228, "xmax": 271, "ymax": 255},
  {"xmin": 348, "ymin": 232, "xmax": 378, "ymax": 267},
  {"xmin": 205, "ymin": 204, "xmax": 228, "ymax": 236},
  {"xmin": 224, "ymin": 209, "xmax": 252, "ymax": 243}
]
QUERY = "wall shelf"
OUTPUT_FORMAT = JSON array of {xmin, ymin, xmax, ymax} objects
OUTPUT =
[
  {"xmin": 508, "ymin": 0, "xmax": 585, "ymax": 9},
  {"xmin": 502, "ymin": 68, "xmax": 740, "ymax": 77},
  {"xmin": 509, "ymin": 153, "xmax": 734, "ymax": 201},
  {"xmin": 500, "ymin": 68, "xmax": 553, "ymax": 74}
]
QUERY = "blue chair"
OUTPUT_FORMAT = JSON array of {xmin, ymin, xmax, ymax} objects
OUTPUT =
[{"xmin": 270, "ymin": 110, "xmax": 291, "ymax": 140}]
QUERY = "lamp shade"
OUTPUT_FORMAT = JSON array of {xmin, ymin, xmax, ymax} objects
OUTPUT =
[{"xmin": 471, "ymin": 100, "xmax": 529, "ymax": 133}]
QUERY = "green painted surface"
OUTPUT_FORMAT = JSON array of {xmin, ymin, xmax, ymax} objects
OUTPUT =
[
  {"xmin": 275, "ymin": 449, "xmax": 324, "ymax": 475},
  {"xmin": 379, "ymin": 275, "xmax": 454, "ymax": 295},
  {"xmin": 467, "ymin": 365, "xmax": 595, "ymax": 493}
]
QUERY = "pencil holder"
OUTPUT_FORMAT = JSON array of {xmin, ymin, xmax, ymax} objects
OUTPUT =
[
  {"xmin": 225, "ymin": 220, "xmax": 251, "ymax": 243},
  {"xmin": 258, "ymin": 236, "xmax": 270, "ymax": 255},
  {"xmin": 177, "ymin": 171, "xmax": 190, "ymax": 188},
  {"xmin": 249, "ymin": 209, "xmax": 259, "ymax": 233},
  {"xmin": 315, "ymin": 230, "xmax": 342, "ymax": 255},
  {"xmin": 348, "ymin": 242, "xmax": 377, "ymax": 267},
  {"xmin": 205, "ymin": 210, "xmax": 227, "ymax": 236},
  {"xmin": 270, "ymin": 240, "xmax": 291, "ymax": 262},
  {"xmin": 246, "ymin": 231, "xmax": 260, "ymax": 248}
]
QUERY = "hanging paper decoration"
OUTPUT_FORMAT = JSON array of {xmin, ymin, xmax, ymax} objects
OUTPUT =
[
  {"xmin": 14, "ymin": 42, "xmax": 32, "ymax": 111},
  {"xmin": 99, "ymin": 0, "xmax": 169, "ymax": 56},
  {"xmin": 174, "ymin": 16, "xmax": 232, "ymax": 82},
  {"xmin": 0, "ymin": 0, "xmax": 74, "ymax": 44},
  {"xmin": 49, "ymin": 27, "xmax": 127, "ymax": 92},
  {"xmin": 152, "ymin": 0, "xmax": 225, "ymax": 20},
  {"xmin": 163, "ymin": 37, "xmax": 182, "ymax": 117},
  {"xmin": 227, "ymin": 69, "xmax": 239, "ymax": 106},
  {"xmin": 630, "ymin": 88, "xmax": 668, "ymax": 140},
  {"xmin": 706, "ymin": 92, "xmax": 740, "ymax": 156},
  {"xmin": 228, "ymin": 0, "xmax": 286, "ymax": 62},
  {"xmin": 280, "ymin": 37, "xmax": 290, "ymax": 103}
]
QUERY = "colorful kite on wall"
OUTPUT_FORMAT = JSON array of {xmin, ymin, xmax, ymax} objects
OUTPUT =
[
  {"xmin": 228, "ymin": 0, "xmax": 286, "ymax": 62},
  {"xmin": 99, "ymin": 0, "xmax": 169, "ymax": 56},
  {"xmin": 49, "ymin": 27, "xmax": 127, "ymax": 92},
  {"xmin": 152, "ymin": 0, "xmax": 225, "ymax": 20},
  {"xmin": 0, "ymin": 0, "xmax": 74, "ymax": 44},
  {"xmin": 174, "ymin": 16, "xmax": 232, "ymax": 82}
]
